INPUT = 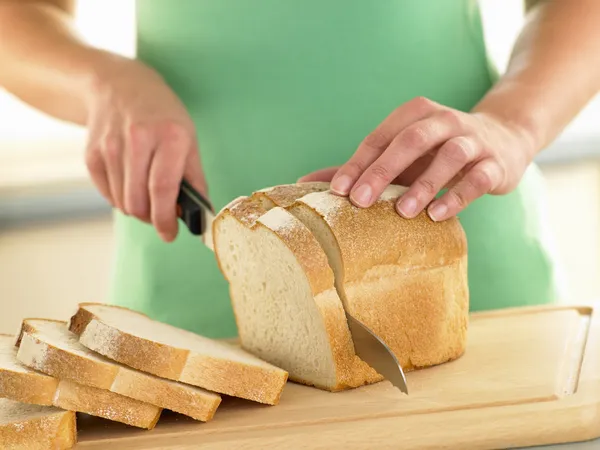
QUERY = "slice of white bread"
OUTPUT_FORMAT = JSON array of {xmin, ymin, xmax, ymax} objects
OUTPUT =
[
  {"xmin": 0, "ymin": 398, "xmax": 76, "ymax": 450},
  {"xmin": 0, "ymin": 335, "xmax": 162, "ymax": 429},
  {"xmin": 67, "ymin": 303, "xmax": 289, "ymax": 405},
  {"xmin": 213, "ymin": 182, "xmax": 469, "ymax": 390},
  {"xmin": 16, "ymin": 319, "xmax": 221, "ymax": 422},
  {"xmin": 0, "ymin": 334, "xmax": 58, "ymax": 406}
]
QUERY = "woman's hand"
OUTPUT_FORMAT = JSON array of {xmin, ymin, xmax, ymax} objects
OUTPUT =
[
  {"xmin": 300, "ymin": 97, "xmax": 537, "ymax": 221},
  {"xmin": 84, "ymin": 57, "xmax": 207, "ymax": 242}
]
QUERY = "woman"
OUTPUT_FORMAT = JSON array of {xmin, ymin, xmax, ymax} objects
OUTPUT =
[{"xmin": 0, "ymin": 0, "xmax": 598, "ymax": 338}]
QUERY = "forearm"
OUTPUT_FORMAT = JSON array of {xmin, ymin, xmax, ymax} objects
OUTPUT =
[
  {"xmin": 473, "ymin": 0, "xmax": 600, "ymax": 159},
  {"xmin": 0, "ymin": 1, "xmax": 128, "ymax": 125}
]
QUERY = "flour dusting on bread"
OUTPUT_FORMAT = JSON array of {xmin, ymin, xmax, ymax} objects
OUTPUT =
[{"xmin": 258, "ymin": 207, "xmax": 296, "ymax": 234}]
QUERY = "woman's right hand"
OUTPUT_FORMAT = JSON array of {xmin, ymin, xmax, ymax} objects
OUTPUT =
[{"xmin": 84, "ymin": 56, "xmax": 207, "ymax": 243}]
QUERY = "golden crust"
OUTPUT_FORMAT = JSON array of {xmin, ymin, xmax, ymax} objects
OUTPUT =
[
  {"xmin": 0, "ymin": 399, "xmax": 77, "ymax": 450},
  {"xmin": 294, "ymin": 188, "xmax": 469, "ymax": 371},
  {"xmin": 1, "ymin": 333, "xmax": 162, "ymax": 430},
  {"xmin": 18, "ymin": 319, "xmax": 119, "ymax": 389},
  {"xmin": 111, "ymin": 366, "xmax": 221, "ymax": 422},
  {"xmin": 0, "ymin": 334, "xmax": 58, "ymax": 406},
  {"xmin": 68, "ymin": 303, "xmax": 287, "ymax": 406},
  {"xmin": 53, "ymin": 379, "xmax": 162, "ymax": 430},
  {"xmin": 296, "ymin": 190, "xmax": 467, "ymax": 282},
  {"xmin": 18, "ymin": 319, "xmax": 221, "ymax": 422},
  {"xmin": 69, "ymin": 306, "xmax": 189, "ymax": 381}
]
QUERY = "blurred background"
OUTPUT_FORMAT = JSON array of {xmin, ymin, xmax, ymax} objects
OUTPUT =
[{"xmin": 1, "ymin": 0, "xmax": 599, "ymax": 333}]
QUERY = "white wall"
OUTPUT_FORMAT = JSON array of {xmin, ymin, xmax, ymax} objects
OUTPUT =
[
  {"xmin": 541, "ymin": 162, "xmax": 600, "ymax": 304},
  {"xmin": 0, "ymin": 216, "xmax": 114, "ymax": 333}
]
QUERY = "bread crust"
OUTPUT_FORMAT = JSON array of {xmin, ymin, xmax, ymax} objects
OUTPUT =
[
  {"xmin": 68, "ymin": 303, "xmax": 288, "ymax": 406},
  {"xmin": 18, "ymin": 319, "xmax": 119, "ymax": 388},
  {"xmin": 297, "ymin": 187, "xmax": 467, "ymax": 280},
  {"xmin": 54, "ymin": 379, "xmax": 162, "ymax": 429},
  {"xmin": 0, "ymin": 398, "xmax": 77, "ymax": 450},
  {"xmin": 294, "ymin": 187, "xmax": 469, "ymax": 371},
  {"xmin": 1, "ymin": 334, "xmax": 162, "ymax": 429},
  {"xmin": 69, "ymin": 303, "xmax": 190, "ymax": 381},
  {"xmin": 17, "ymin": 319, "xmax": 222, "ymax": 422},
  {"xmin": 0, "ymin": 334, "xmax": 58, "ymax": 406}
]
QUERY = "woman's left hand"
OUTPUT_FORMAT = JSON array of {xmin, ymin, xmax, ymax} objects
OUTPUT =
[{"xmin": 299, "ymin": 96, "xmax": 537, "ymax": 221}]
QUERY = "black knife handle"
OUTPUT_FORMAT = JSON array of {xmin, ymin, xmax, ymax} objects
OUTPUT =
[{"xmin": 176, "ymin": 179, "xmax": 213, "ymax": 236}]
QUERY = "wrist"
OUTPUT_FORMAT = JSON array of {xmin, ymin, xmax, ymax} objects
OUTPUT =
[
  {"xmin": 472, "ymin": 80, "xmax": 548, "ymax": 162},
  {"xmin": 81, "ymin": 50, "xmax": 160, "ymax": 114}
]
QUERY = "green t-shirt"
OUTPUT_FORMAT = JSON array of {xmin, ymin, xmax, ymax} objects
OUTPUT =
[{"xmin": 109, "ymin": 0, "xmax": 561, "ymax": 338}]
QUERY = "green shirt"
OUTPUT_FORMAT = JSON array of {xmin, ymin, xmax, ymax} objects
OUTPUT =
[{"xmin": 109, "ymin": 0, "xmax": 561, "ymax": 338}]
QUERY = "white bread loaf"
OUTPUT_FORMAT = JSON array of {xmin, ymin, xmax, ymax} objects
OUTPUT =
[{"xmin": 213, "ymin": 182, "xmax": 469, "ymax": 391}]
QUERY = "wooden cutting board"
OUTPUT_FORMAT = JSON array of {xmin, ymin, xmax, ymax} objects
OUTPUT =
[{"xmin": 74, "ymin": 303, "xmax": 600, "ymax": 450}]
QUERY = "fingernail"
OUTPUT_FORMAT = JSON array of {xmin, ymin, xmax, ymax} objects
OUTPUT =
[
  {"xmin": 397, "ymin": 196, "xmax": 417, "ymax": 218},
  {"xmin": 351, "ymin": 184, "xmax": 372, "ymax": 207},
  {"xmin": 331, "ymin": 175, "xmax": 353, "ymax": 195},
  {"xmin": 428, "ymin": 202, "xmax": 448, "ymax": 221}
]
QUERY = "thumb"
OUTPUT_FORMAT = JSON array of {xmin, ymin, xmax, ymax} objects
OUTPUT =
[{"xmin": 297, "ymin": 166, "xmax": 340, "ymax": 183}]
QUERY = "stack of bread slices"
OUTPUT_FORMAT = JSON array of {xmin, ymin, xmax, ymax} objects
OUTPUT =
[
  {"xmin": 0, "ymin": 182, "xmax": 470, "ymax": 449},
  {"xmin": 0, "ymin": 303, "xmax": 289, "ymax": 449}
]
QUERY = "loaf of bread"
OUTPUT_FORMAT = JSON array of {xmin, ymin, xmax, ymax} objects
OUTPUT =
[
  {"xmin": 0, "ymin": 398, "xmax": 77, "ymax": 450},
  {"xmin": 16, "ymin": 319, "xmax": 221, "ymax": 422},
  {"xmin": 213, "ymin": 182, "xmax": 469, "ymax": 391},
  {"xmin": 68, "ymin": 303, "xmax": 289, "ymax": 405},
  {"xmin": 0, "ymin": 334, "xmax": 162, "ymax": 429}
]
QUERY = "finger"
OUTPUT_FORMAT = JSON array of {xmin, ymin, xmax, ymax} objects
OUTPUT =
[
  {"xmin": 148, "ymin": 123, "xmax": 189, "ymax": 242},
  {"xmin": 183, "ymin": 143, "xmax": 210, "ymax": 206},
  {"xmin": 396, "ymin": 136, "xmax": 477, "ymax": 218},
  {"xmin": 123, "ymin": 123, "xmax": 155, "ymax": 222},
  {"xmin": 297, "ymin": 166, "xmax": 340, "ymax": 183},
  {"xmin": 427, "ymin": 158, "xmax": 503, "ymax": 221},
  {"xmin": 330, "ymin": 96, "xmax": 440, "ymax": 196},
  {"xmin": 350, "ymin": 109, "xmax": 469, "ymax": 208},
  {"xmin": 85, "ymin": 144, "xmax": 113, "ymax": 206},
  {"xmin": 101, "ymin": 130, "xmax": 126, "ymax": 212}
]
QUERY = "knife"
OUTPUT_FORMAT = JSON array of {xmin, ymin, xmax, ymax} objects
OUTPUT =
[
  {"xmin": 176, "ymin": 180, "xmax": 408, "ymax": 394},
  {"xmin": 176, "ymin": 179, "xmax": 215, "ymax": 251}
]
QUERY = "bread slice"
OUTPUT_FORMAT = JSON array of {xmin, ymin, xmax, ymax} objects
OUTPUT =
[
  {"xmin": 0, "ymin": 398, "xmax": 76, "ymax": 450},
  {"xmin": 16, "ymin": 319, "xmax": 221, "ymax": 422},
  {"xmin": 0, "ymin": 335, "xmax": 162, "ymax": 429},
  {"xmin": 0, "ymin": 334, "xmax": 58, "ymax": 406},
  {"xmin": 213, "ymin": 182, "xmax": 469, "ymax": 391},
  {"xmin": 68, "ymin": 303, "xmax": 288, "ymax": 405}
]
